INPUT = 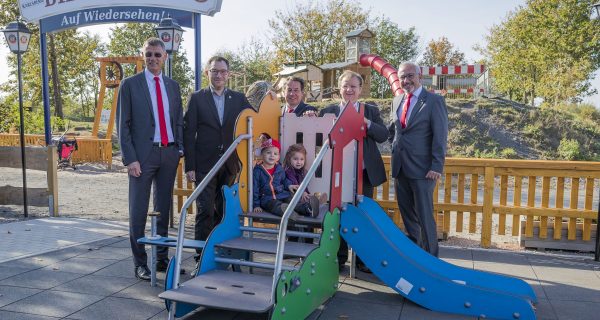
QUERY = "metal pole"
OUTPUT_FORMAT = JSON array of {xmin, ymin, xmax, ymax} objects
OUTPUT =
[
  {"xmin": 194, "ymin": 13, "xmax": 202, "ymax": 91},
  {"xmin": 40, "ymin": 32, "xmax": 52, "ymax": 146},
  {"xmin": 595, "ymin": 186, "xmax": 599, "ymax": 261},
  {"xmin": 17, "ymin": 52, "xmax": 28, "ymax": 217},
  {"xmin": 167, "ymin": 53, "xmax": 173, "ymax": 79}
]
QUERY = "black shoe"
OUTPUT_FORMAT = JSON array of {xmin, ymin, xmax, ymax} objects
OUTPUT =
[
  {"xmin": 156, "ymin": 258, "xmax": 186, "ymax": 274},
  {"xmin": 135, "ymin": 265, "xmax": 151, "ymax": 281},
  {"xmin": 357, "ymin": 263, "xmax": 372, "ymax": 274}
]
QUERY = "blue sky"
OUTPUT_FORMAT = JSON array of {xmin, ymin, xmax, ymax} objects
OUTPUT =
[{"xmin": 2, "ymin": 0, "xmax": 599, "ymax": 106}]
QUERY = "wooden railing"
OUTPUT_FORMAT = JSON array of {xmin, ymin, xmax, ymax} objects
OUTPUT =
[
  {"xmin": 0, "ymin": 134, "xmax": 112, "ymax": 167},
  {"xmin": 172, "ymin": 157, "xmax": 600, "ymax": 249}
]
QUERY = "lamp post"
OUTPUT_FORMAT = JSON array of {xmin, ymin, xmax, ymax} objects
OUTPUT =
[
  {"xmin": 1, "ymin": 19, "xmax": 32, "ymax": 217},
  {"xmin": 155, "ymin": 16, "xmax": 184, "ymax": 78},
  {"xmin": 592, "ymin": 2, "xmax": 600, "ymax": 261}
]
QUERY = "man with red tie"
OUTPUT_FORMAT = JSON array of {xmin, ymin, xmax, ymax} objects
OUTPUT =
[
  {"xmin": 281, "ymin": 77, "xmax": 317, "ymax": 116},
  {"xmin": 388, "ymin": 62, "xmax": 448, "ymax": 257},
  {"xmin": 117, "ymin": 38, "xmax": 184, "ymax": 280}
]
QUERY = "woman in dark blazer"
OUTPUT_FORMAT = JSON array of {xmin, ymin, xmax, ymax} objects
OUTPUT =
[{"xmin": 319, "ymin": 70, "xmax": 388, "ymax": 272}]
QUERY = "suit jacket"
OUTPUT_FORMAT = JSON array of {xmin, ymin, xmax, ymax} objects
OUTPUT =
[
  {"xmin": 117, "ymin": 71, "xmax": 183, "ymax": 166},
  {"xmin": 388, "ymin": 89, "xmax": 448, "ymax": 179},
  {"xmin": 284, "ymin": 102, "xmax": 317, "ymax": 116},
  {"xmin": 319, "ymin": 103, "xmax": 388, "ymax": 187},
  {"xmin": 183, "ymin": 88, "xmax": 251, "ymax": 174}
]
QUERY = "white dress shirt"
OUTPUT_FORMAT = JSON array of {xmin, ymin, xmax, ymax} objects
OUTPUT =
[{"xmin": 144, "ymin": 69, "xmax": 174, "ymax": 143}]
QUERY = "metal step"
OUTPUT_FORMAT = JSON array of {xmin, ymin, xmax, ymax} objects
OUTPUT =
[
  {"xmin": 217, "ymin": 237, "xmax": 317, "ymax": 258},
  {"xmin": 159, "ymin": 270, "xmax": 273, "ymax": 313},
  {"xmin": 241, "ymin": 205, "xmax": 326, "ymax": 227},
  {"xmin": 214, "ymin": 257, "xmax": 298, "ymax": 271},
  {"xmin": 240, "ymin": 226, "xmax": 320, "ymax": 239}
]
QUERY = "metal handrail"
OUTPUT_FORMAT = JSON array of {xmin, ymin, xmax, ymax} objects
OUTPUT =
[
  {"xmin": 171, "ymin": 133, "xmax": 252, "ymax": 289},
  {"xmin": 271, "ymin": 140, "xmax": 331, "ymax": 301}
]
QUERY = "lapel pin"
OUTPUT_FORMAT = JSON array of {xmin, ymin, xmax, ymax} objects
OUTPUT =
[{"xmin": 228, "ymin": 95, "xmax": 232, "ymax": 99}]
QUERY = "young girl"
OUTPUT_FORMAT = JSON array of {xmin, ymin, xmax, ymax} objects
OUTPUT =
[
  {"xmin": 283, "ymin": 144, "xmax": 327, "ymax": 206},
  {"xmin": 252, "ymin": 139, "xmax": 319, "ymax": 219}
]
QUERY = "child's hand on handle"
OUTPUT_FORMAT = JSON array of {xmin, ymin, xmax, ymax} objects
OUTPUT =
[
  {"xmin": 289, "ymin": 185, "xmax": 299, "ymax": 193},
  {"xmin": 253, "ymin": 207, "xmax": 263, "ymax": 213},
  {"xmin": 301, "ymin": 192, "xmax": 310, "ymax": 202}
]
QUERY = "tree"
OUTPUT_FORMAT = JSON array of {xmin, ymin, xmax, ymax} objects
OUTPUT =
[
  {"xmin": 108, "ymin": 23, "xmax": 194, "ymax": 101},
  {"xmin": 268, "ymin": 0, "xmax": 371, "ymax": 67},
  {"xmin": 480, "ymin": 0, "xmax": 600, "ymax": 105},
  {"xmin": 370, "ymin": 17, "xmax": 420, "ymax": 98},
  {"xmin": 421, "ymin": 36, "xmax": 465, "ymax": 66}
]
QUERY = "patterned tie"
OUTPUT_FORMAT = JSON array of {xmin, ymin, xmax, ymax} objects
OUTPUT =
[
  {"xmin": 400, "ymin": 93, "xmax": 413, "ymax": 129},
  {"xmin": 154, "ymin": 76, "xmax": 169, "ymax": 146},
  {"xmin": 288, "ymin": 107, "xmax": 295, "ymax": 113}
]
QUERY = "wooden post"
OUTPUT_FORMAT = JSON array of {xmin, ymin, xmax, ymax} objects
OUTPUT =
[
  {"xmin": 47, "ymin": 145, "xmax": 59, "ymax": 216},
  {"xmin": 481, "ymin": 166, "xmax": 495, "ymax": 247}
]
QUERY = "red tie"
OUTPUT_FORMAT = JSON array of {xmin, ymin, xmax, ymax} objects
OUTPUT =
[
  {"xmin": 154, "ymin": 76, "xmax": 169, "ymax": 146},
  {"xmin": 288, "ymin": 107, "xmax": 294, "ymax": 113},
  {"xmin": 400, "ymin": 93, "xmax": 413, "ymax": 129}
]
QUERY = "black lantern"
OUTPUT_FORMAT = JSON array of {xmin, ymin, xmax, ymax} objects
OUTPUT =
[
  {"xmin": 155, "ymin": 16, "xmax": 184, "ymax": 78},
  {"xmin": 1, "ymin": 19, "xmax": 32, "ymax": 217}
]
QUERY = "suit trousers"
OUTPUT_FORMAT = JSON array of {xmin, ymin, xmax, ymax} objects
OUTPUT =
[
  {"xmin": 394, "ymin": 171, "xmax": 439, "ymax": 257},
  {"xmin": 128, "ymin": 145, "xmax": 180, "ymax": 267},
  {"xmin": 338, "ymin": 170, "xmax": 372, "ymax": 266},
  {"xmin": 194, "ymin": 166, "xmax": 237, "ymax": 246}
]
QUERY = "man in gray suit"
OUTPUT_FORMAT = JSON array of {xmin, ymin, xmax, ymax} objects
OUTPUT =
[
  {"xmin": 117, "ymin": 38, "xmax": 184, "ymax": 280},
  {"xmin": 388, "ymin": 62, "xmax": 448, "ymax": 257}
]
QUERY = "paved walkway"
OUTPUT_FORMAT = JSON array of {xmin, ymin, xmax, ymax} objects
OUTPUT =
[{"xmin": 0, "ymin": 218, "xmax": 599, "ymax": 319}]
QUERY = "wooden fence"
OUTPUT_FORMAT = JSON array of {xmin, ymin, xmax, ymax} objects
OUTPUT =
[
  {"xmin": 0, "ymin": 134, "xmax": 112, "ymax": 168},
  {"xmin": 174, "ymin": 157, "xmax": 599, "ymax": 249}
]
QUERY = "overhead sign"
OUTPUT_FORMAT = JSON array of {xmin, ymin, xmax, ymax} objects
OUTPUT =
[
  {"xmin": 39, "ymin": 7, "xmax": 193, "ymax": 33},
  {"xmin": 18, "ymin": 0, "xmax": 222, "ymax": 22}
]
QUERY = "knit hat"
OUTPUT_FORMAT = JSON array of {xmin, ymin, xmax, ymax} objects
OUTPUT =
[{"xmin": 260, "ymin": 138, "xmax": 280, "ymax": 153}]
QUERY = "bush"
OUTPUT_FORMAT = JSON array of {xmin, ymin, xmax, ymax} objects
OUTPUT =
[
  {"xmin": 500, "ymin": 148, "xmax": 518, "ymax": 159},
  {"xmin": 557, "ymin": 138, "xmax": 581, "ymax": 160}
]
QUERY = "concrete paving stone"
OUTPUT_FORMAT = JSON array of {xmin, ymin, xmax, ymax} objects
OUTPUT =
[
  {"xmin": 442, "ymin": 258, "xmax": 474, "ymax": 269},
  {"xmin": 528, "ymin": 254, "xmax": 597, "ymax": 269},
  {"xmin": 67, "ymin": 296, "xmax": 165, "ymax": 320},
  {"xmin": 439, "ymin": 246, "xmax": 473, "ymax": 261},
  {"xmin": 0, "ymin": 286, "xmax": 42, "ymax": 308},
  {"xmin": 473, "ymin": 261, "xmax": 538, "ymax": 280},
  {"xmin": 524, "ymin": 279, "xmax": 548, "ymax": 300},
  {"xmin": 336, "ymin": 278, "xmax": 401, "ymax": 305},
  {"xmin": 89, "ymin": 236, "xmax": 129, "ymax": 247},
  {"xmin": 0, "ymin": 289, "xmax": 104, "ymax": 318},
  {"xmin": 540, "ymin": 281, "xmax": 600, "ymax": 302},
  {"xmin": 52, "ymin": 274, "xmax": 139, "ymax": 296},
  {"xmin": 0, "ymin": 269, "xmax": 84, "ymax": 289},
  {"xmin": 471, "ymin": 249, "xmax": 530, "ymax": 265},
  {"xmin": 0, "ymin": 310, "xmax": 61, "ymax": 319},
  {"xmin": 112, "ymin": 280, "xmax": 166, "ymax": 302},
  {"xmin": 70, "ymin": 246, "xmax": 132, "ymax": 260},
  {"xmin": 533, "ymin": 298, "xmax": 558, "ymax": 320},
  {"xmin": 0, "ymin": 256, "xmax": 62, "ymax": 270},
  {"xmin": 305, "ymin": 304, "xmax": 326, "ymax": 320},
  {"xmin": 92, "ymin": 259, "xmax": 137, "ymax": 279},
  {"xmin": 318, "ymin": 296, "xmax": 402, "ymax": 320},
  {"xmin": 105, "ymin": 238, "xmax": 132, "ymax": 248},
  {"xmin": 532, "ymin": 266, "xmax": 600, "ymax": 286},
  {"xmin": 399, "ymin": 300, "xmax": 475, "ymax": 320},
  {"xmin": 41, "ymin": 257, "xmax": 118, "ymax": 274},
  {"xmin": 549, "ymin": 299, "xmax": 600, "ymax": 320},
  {"xmin": 0, "ymin": 266, "xmax": 28, "ymax": 280}
]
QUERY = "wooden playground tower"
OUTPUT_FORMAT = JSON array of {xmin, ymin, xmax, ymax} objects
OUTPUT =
[{"xmin": 91, "ymin": 56, "xmax": 144, "ymax": 138}]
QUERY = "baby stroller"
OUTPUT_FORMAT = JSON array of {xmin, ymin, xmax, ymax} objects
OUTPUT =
[{"xmin": 55, "ymin": 134, "xmax": 78, "ymax": 170}]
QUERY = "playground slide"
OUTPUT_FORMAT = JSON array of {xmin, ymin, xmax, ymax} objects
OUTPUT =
[{"xmin": 340, "ymin": 197, "xmax": 536, "ymax": 320}]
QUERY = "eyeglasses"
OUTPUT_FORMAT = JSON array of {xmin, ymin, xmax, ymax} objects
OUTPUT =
[
  {"xmin": 399, "ymin": 73, "xmax": 417, "ymax": 81},
  {"xmin": 209, "ymin": 69, "xmax": 229, "ymax": 75},
  {"xmin": 145, "ymin": 52, "xmax": 162, "ymax": 58}
]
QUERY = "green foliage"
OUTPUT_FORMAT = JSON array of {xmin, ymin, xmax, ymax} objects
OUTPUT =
[
  {"xmin": 480, "ymin": 0, "xmax": 600, "ymax": 105},
  {"xmin": 557, "ymin": 138, "xmax": 581, "ymax": 160},
  {"xmin": 0, "ymin": 94, "xmax": 65, "ymax": 134},
  {"xmin": 420, "ymin": 36, "xmax": 466, "ymax": 66},
  {"xmin": 268, "ymin": 0, "xmax": 371, "ymax": 66},
  {"xmin": 370, "ymin": 17, "xmax": 419, "ymax": 98},
  {"xmin": 500, "ymin": 148, "xmax": 518, "ymax": 159}
]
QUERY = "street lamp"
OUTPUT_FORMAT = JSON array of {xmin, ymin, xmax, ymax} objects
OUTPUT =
[
  {"xmin": 592, "ymin": 2, "xmax": 600, "ymax": 262},
  {"xmin": 1, "ymin": 18, "xmax": 32, "ymax": 217},
  {"xmin": 154, "ymin": 16, "xmax": 184, "ymax": 78}
]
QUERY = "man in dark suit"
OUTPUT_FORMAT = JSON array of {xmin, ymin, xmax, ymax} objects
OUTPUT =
[
  {"xmin": 117, "ymin": 38, "xmax": 184, "ymax": 280},
  {"xmin": 388, "ymin": 62, "xmax": 448, "ymax": 257},
  {"xmin": 319, "ymin": 70, "xmax": 388, "ymax": 272},
  {"xmin": 183, "ymin": 56, "xmax": 251, "ymax": 259},
  {"xmin": 281, "ymin": 76, "xmax": 318, "ymax": 116}
]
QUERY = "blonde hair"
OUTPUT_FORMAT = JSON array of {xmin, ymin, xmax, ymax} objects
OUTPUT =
[{"xmin": 283, "ymin": 144, "xmax": 307, "ymax": 171}]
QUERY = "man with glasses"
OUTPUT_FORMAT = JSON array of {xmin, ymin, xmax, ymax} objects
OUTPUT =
[
  {"xmin": 183, "ymin": 56, "xmax": 251, "ymax": 266},
  {"xmin": 117, "ymin": 37, "xmax": 185, "ymax": 280},
  {"xmin": 388, "ymin": 62, "xmax": 448, "ymax": 257}
]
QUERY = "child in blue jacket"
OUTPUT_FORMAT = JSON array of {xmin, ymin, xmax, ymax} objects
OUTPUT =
[{"xmin": 252, "ymin": 137, "xmax": 318, "ymax": 219}]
